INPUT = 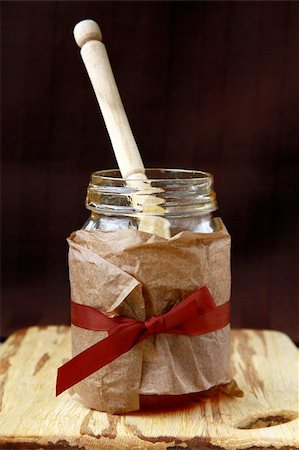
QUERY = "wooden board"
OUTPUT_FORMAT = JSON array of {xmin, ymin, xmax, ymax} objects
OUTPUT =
[{"xmin": 0, "ymin": 326, "xmax": 298, "ymax": 449}]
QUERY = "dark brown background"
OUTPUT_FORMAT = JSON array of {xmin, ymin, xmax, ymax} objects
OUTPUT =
[{"xmin": 2, "ymin": 1, "xmax": 299, "ymax": 340}]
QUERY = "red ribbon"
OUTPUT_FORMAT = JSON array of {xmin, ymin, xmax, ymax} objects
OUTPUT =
[{"xmin": 56, "ymin": 286, "xmax": 230, "ymax": 396}]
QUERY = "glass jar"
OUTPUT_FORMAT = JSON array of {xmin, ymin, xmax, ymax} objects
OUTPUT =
[
  {"xmin": 82, "ymin": 168, "xmax": 219, "ymax": 234},
  {"xmin": 69, "ymin": 168, "xmax": 232, "ymax": 413}
]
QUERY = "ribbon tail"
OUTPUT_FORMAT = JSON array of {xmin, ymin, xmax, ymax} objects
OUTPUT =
[{"xmin": 56, "ymin": 323, "xmax": 143, "ymax": 396}]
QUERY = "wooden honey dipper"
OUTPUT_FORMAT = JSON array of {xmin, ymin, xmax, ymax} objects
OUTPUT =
[{"xmin": 74, "ymin": 19, "xmax": 170, "ymax": 238}]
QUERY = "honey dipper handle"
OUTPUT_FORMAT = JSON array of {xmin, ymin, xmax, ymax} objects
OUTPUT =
[{"xmin": 74, "ymin": 19, "xmax": 145, "ymax": 179}]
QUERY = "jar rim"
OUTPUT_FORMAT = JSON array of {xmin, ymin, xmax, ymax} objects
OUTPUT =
[
  {"xmin": 87, "ymin": 168, "xmax": 217, "ymax": 217},
  {"xmin": 91, "ymin": 168, "xmax": 213, "ymax": 183}
]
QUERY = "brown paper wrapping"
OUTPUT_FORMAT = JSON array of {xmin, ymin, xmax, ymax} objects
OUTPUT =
[{"xmin": 68, "ymin": 218, "xmax": 232, "ymax": 413}]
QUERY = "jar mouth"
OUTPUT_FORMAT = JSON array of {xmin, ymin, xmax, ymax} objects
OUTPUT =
[
  {"xmin": 87, "ymin": 168, "xmax": 217, "ymax": 217},
  {"xmin": 91, "ymin": 168, "xmax": 212, "ymax": 184}
]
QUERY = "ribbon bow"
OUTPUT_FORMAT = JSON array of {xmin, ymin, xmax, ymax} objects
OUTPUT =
[{"xmin": 56, "ymin": 286, "xmax": 230, "ymax": 396}]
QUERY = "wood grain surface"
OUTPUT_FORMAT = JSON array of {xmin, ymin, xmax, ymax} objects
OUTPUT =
[{"xmin": 0, "ymin": 326, "xmax": 298, "ymax": 449}]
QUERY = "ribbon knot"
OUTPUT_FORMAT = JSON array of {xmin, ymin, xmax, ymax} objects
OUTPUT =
[
  {"xmin": 145, "ymin": 315, "xmax": 165, "ymax": 335},
  {"xmin": 56, "ymin": 286, "xmax": 230, "ymax": 396}
]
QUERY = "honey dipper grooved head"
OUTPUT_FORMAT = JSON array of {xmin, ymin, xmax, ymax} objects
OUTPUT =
[{"xmin": 74, "ymin": 19, "xmax": 103, "ymax": 48}]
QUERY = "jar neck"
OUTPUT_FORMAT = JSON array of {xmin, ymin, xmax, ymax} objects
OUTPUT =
[
  {"xmin": 85, "ymin": 168, "xmax": 217, "ymax": 219},
  {"xmin": 83, "ymin": 211, "xmax": 219, "ymax": 233}
]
